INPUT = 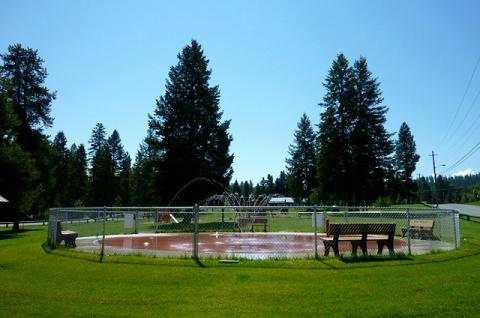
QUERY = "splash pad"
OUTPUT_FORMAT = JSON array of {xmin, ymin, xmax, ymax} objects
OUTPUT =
[{"xmin": 76, "ymin": 231, "xmax": 410, "ymax": 259}]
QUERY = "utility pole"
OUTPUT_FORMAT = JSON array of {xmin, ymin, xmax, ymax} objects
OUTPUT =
[{"xmin": 429, "ymin": 151, "xmax": 438, "ymax": 207}]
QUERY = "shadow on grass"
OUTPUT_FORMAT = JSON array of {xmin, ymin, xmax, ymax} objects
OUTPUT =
[
  {"xmin": 0, "ymin": 228, "xmax": 43, "ymax": 241},
  {"xmin": 339, "ymin": 253, "xmax": 412, "ymax": 263}
]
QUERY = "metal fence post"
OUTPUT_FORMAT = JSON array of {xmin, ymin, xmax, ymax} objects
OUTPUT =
[
  {"xmin": 134, "ymin": 210, "xmax": 138, "ymax": 234},
  {"xmin": 406, "ymin": 208, "xmax": 411, "ymax": 255},
  {"xmin": 193, "ymin": 204, "xmax": 199, "ymax": 260},
  {"xmin": 48, "ymin": 209, "xmax": 57, "ymax": 248},
  {"xmin": 314, "ymin": 207, "xmax": 318, "ymax": 259},
  {"xmin": 453, "ymin": 210, "xmax": 460, "ymax": 248},
  {"xmin": 100, "ymin": 206, "xmax": 106, "ymax": 262}
]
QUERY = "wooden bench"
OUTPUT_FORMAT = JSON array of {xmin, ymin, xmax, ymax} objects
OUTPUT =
[
  {"xmin": 319, "ymin": 223, "xmax": 396, "ymax": 256},
  {"xmin": 237, "ymin": 217, "xmax": 268, "ymax": 232},
  {"xmin": 56, "ymin": 221, "xmax": 78, "ymax": 248},
  {"xmin": 401, "ymin": 219, "xmax": 435, "ymax": 240}
]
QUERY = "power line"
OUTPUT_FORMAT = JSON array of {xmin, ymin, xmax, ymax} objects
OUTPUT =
[
  {"xmin": 455, "ymin": 88, "xmax": 480, "ymax": 150},
  {"xmin": 441, "ymin": 140, "xmax": 480, "ymax": 174},
  {"xmin": 436, "ymin": 55, "xmax": 480, "ymax": 149}
]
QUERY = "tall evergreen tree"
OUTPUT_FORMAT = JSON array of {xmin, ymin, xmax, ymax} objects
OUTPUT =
[
  {"xmin": 1, "ymin": 44, "xmax": 56, "ymax": 152},
  {"xmin": 145, "ymin": 40, "xmax": 234, "ymax": 208},
  {"xmin": 286, "ymin": 114, "xmax": 316, "ymax": 202},
  {"xmin": 0, "ymin": 79, "xmax": 41, "ymax": 227},
  {"xmin": 316, "ymin": 54, "xmax": 355, "ymax": 204},
  {"xmin": 117, "ymin": 153, "xmax": 132, "ymax": 206},
  {"xmin": 243, "ymin": 180, "xmax": 252, "ymax": 197},
  {"xmin": 89, "ymin": 144, "xmax": 114, "ymax": 206},
  {"xmin": 232, "ymin": 180, "xmax": 241, "ymax": 195},
  {"xmin": 88, "ymin": 123, "xmax": 107, "ymax": 161},
  {"xmin": 131, "ymin": 142, "xmax": 156, "ymax": 205},
  {"xmin": 274, "ymin": 171, "xmax": 287, "ymax": 196},
  {"xmin": 107, "ymin": 129, "xmax": 127, "ymax": 204},
  {"xmin": 67, "ymin": 144, "xmax": 88, "ymax": 206},
  {"xmin": 108, "ymin": 129, "xmax": 125, "ymax": 175},
  {"xmin": 350, "ymin": 57, "xmax": 394, "ymax": 204},
  {"xmin": 0, "ymin": 78, "xmax": 19, "ymax": 142},
  {"xmin": 87, "ymin": 124, "xmax": 114, "ymax": 206},
  {"xmin": 315, "ymin": 54, "xmax": 393, "ymax": 205},
  {"xmin": 52, "ymin": 131, "xmax": 70, "ymax": 206},
  {"xmin": 1, "ymin": 44, "xmax": 56, "ymax": 227},
  {"xmin": 395, "ymin": 122, "xmax": 420, "ymax": 202}
]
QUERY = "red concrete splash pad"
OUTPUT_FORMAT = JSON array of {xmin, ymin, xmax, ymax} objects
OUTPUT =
[{"xmin": 91, "ymin": 232, "xmax": 408, "ymax": 259}]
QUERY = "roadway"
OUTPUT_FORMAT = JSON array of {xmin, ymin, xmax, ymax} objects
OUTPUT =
[{"xmin": 439, "ymin": 204, "xmax": 480, "ymax": 218}]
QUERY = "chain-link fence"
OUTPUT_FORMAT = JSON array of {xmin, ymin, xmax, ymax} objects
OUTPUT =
[{"xmin": 48, "ymin": 206, "xmax": 460, "ymax": 259}]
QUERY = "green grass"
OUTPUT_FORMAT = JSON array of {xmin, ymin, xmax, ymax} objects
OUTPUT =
[
  {"xmin": 1, "ymin": 221, "xmax": 480, "ymax": 317},
  {"xmin": 468, "ymin": 201, "xmax": 480, "ymax": 206}
]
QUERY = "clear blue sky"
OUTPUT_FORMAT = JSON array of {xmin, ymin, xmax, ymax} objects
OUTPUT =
[{"xmin": 2, "ymin": 0, "xmax": 480, "ymax": 183}]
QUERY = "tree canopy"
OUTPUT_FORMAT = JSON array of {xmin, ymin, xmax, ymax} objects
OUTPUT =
[
  {"xmin": 144, "ymin": 40, "xmax": 234, "ymax": 205},
  {"xmin": 315, "ymin": 54, "xmax": 393, "ymax": 205},
  {"xmin": 286, "ymin": 113, "xmax": 316, "ymax": 202}
]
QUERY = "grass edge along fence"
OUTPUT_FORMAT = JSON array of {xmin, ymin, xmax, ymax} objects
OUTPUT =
[{"xmin": 48, "ymin": 205, "xmax": 461, "ymax": 260}]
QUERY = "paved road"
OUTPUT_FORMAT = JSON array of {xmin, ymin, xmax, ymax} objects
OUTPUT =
[
  {"xmin": 0, "ymin": 221, "xmax": 49, "ymax": 228},
  {"xmin": 439, "ymin": 204, "xmax": 480, "ymax": 218}
]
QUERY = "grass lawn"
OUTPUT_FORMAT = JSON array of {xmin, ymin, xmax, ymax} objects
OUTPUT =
[{"xmin": 1, "ymin": 221, "xmax": 480, "ymax": 317}]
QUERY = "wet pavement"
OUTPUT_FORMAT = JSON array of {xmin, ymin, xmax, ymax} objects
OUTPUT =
[{"xmin": 74, "ymin": 232, "xmax": 454, "ymax": 259}]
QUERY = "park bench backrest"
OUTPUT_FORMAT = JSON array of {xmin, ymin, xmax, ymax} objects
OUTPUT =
[
  {"xmin": 329, "ymin": 223, "xmax": 396, "ymax": 236},
  {"xmin": 410, "ymin": 219, "xmax": 434, "ymax": 228},
  {"xmin": 367, "ymin": 223, "xmax": 396, "ymax": 235},
  {"xmin": 330, "ymin": 223, "xmax": 367, "ymax": 236}
]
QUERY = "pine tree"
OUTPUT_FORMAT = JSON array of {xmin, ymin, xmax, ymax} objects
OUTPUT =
[
  {"xmin": 67, "ymin": 144, "xmax": 87, "ymax": 206},
  {"xmin": 315, "ymin": 54, "xmax": 393, "ymax": 205},
  {"xmin": 107, "ymin": 130, "xmax": 127, "ymax": 204},
  {"xmin": 232, "ymin": 180, "xmax": 241, "ymax": 195},
  {"xmin": 145, "ymin": 40, "xmax": 234, "ymax": 208},
  {"xmin": 87, "ymin": 124, "xmax": 114, "ymax": 206},
  {"xmin": 1, "ymin": 44, "xmax": 56, "ymax": 227},
  {"xmin": 118, "ymin": 153, "xmax": 132, "ymax": 206},
  {"xmin": 89, "ymin": 144, "xmax": 114, "ymax": 206},
  {"xmin": 243, "ymin": 180, "xmax": 252, "ymax": 197},
  {"xmin": 274, "ymin": 171, "xmax": 287, "ymax": 196},
  {"xmin": 0, "ymin": 78, "xmax": 19, "ymax": 142},
  {"xmin": 286, "ymin": 114, "xmax": 316, "ymax": 202},
  {"xmin": 131, "ymin": 142, "xmax": 156, "ymax": 205},
  {"xmin": 0, "ymin": 79, "xmax": 41, "ymax": 228},
  {"xmin": 108, "ymin": 130, "xmax": 125, "ymax": 175},
  {"xmin": 395, "ymin": 122, "xmax": 420, "ymax": 202},
  {"xmin": 88, "ymin": 123, "xmax": 107, "ymax": 161},
  {"xmin": 316, "ymin": 54, "xmax": 355, "ymax": 204},
  {"xmin": 1, "ymin": 44, "xmax": 56, "ymax": 152},
  {"xmin": 52, "ymin": 131, "xmax": 70, "ymax": 206},
  {"xmin": 350, "ymin": 57, "xmax": 394, "ymax": 204}
]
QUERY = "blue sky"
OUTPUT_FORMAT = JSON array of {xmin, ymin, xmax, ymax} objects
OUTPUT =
[{"xmin": 2, "ymin": 0, "xmax": 480, "ymax": 183}]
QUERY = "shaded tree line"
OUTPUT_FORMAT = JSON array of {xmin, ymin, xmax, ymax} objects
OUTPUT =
[
  {"xmin": 0, "ymin": 45, "xmax": 132, "ymax": 228},
  {"xmin": 417, "ymin": 173, "xmax": 480, "ymax": 204}
]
